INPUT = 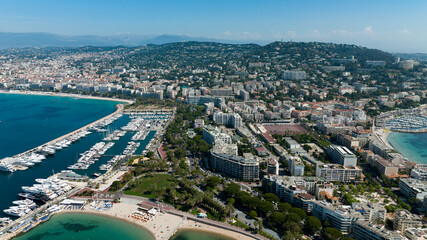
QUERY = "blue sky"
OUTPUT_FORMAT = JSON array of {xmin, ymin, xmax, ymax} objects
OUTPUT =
[{"xmin": 0, "ymin": 0, "xmax": 426, "ymax": 52}]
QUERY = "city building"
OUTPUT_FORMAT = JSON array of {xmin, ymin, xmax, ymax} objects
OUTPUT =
[
  {"xmin": 202, "ymin": 125, "xmax": 233, "ymax": 145},
  {"xmin": 367, "ymin": 155, "xmax": 399, "ymax": 177},
  {"xmin": 353, "ymin": 221, "xmax": 404, "ymax": 240},
  {"xmin": 194, "ymin": 119, "xmax": 205, "ymax": 129},
  {"xmin": 327, "ymin": 145, "xmax": 358, "ymax": 167},
  {"xmin": 288, "ymin": 157, "xmax": 305, "ymax": 176},
  {"xmin": 267, "ymin": 159, "xmax": 279, "ymax": 175},
  {"xmin": 312, "ymin": 201, "xmax": 361, "ymax": 234},
  {"xmin": 411, "ymin": 164, "xmax": 427, "ymax": 181},
  {"xmin": 399, "ymin": 178, "xmax": 427, "ymax": 201},
  {"xmin": 405, "ymin": 228, "xmax": 427, "ymax": 240},
  {"xmin": 282, "ymin": 70, "xmax": 307, "ymax": 80},
  {"xmin": 393, "ymin": 209, "xmax": 422, "ymax": 232},
  {"xmin": 212, "ymin": 111, "xmax": 243, "ymax": 128},
  {"xmin": 210, "ymin": 143, "xmax": 259, "ymax": 181},
  {"xmin": 285, "ymin": 137, "xmax": 301, "ymax": 150},
  {"xmin": 262, "ymin": 176, "xmax": 319, "ymax": 205},
  {"xmin": 316, "ymin": 164, "xmax": 362, "ymax": 182}
]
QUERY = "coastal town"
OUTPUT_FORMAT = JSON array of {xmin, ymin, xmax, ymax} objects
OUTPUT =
[{"xmin": 0, "ymin": 41, "xmax": 426, "ymax": 240}]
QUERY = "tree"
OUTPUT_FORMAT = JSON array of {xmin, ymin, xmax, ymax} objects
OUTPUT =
[
  {"xmin": 322, "ymin": 227, "xmax": 343, "ymax": 240},
  {"xmin": 283, "ymin": 221, "xmax": 301, "ymax": 235},
  {"xmin": 146, "ymin": 151, "xmax": 155, "ymax": 159},
  {"xmin": 291, "ymin": 207, "xmax": 307, "ymax": 219},
  {"xmin": 249, "ymin": 210, "xmax": 258, "ymax": 219},
  {"xmin": 174, "ymin": 148, "xmax": 186, "ymax": 159},
  {"xmin": 305, "ymin": 216, "xmax": 322, "ymax": 234},
  {"xmin": 303, "ymin": 144, "xmax": 312, "ymax": 152},
  {"xmin": 224, "ymin": 183, "xmax": 240, "ymax": 198},
  {"xmin": 286, "ymin": 213, "xmax": 302, "ymax": 223},
  {"xmin": 269, "ymin": 211, "xmax": 286, "ymax": 226},
  {"xmin": 278, "ymin": 202, "xmax": 292, "ymax": 213},
  {"xmin": 259, "ymin": 201, "xmax": 275, "ymax": 216},
  {"xmin": 263, "ymin": 193, "xmax": 280, "ymax": 203},
  {"xmin": 206, "ymin": 176, "xmax": 221, "ymax": 189}
]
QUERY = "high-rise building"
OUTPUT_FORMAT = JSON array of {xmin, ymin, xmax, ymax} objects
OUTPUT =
[
  {"xmin": 212, "ymin": 112, "xmax": 242, "ymax": 128},
  {"xmin": 399, "ymin": 178, "xmax": 427, "ymax": 200},
  {"xmin": 327, "ymin": 145, "xmax": 358, "ymax": 167},
  {"xmin": 316, "ymin": 164, "xmax": 362, "ymax": 182}
]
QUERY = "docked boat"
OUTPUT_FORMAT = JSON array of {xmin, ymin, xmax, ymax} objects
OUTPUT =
[
  {"xmin": 0, "ymin": 163, "xmax": 17, "ymax": 172},
  {"xmin": 4, "ymin": 206, "xmax": 31, "ymax": 217},
  {"xmin": 13, "ymin": 199, "xmax": 37, "ymax": 209}
]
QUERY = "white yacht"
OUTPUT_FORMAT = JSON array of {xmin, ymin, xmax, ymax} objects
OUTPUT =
[{"xmin": 0, "ymin": 163, "xmax": 17, "ymax": 172}]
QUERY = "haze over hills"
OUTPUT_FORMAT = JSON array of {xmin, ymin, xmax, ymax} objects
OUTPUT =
[
  {"xmin": 0, "ymin": 32, "xmax": 249, "ymax": 49},
  {"xmin": 1, "ymin": 32, "xmax": 425, "ymax": 61}
]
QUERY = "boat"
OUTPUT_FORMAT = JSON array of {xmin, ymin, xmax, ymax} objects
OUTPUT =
[
  {"xmin": 0, "ymin": 163, "xmax": 17, "ymax": 172},
  {"xmin": 3, "ymin": 206, "xmax": 31, "ymax": 217},
  {"xmin": 13, "ymin": 199, "xmax": 37, "ymax": 209}
]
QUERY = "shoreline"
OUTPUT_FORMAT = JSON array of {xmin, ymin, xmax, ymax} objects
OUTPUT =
[
  {"xmin": 4, "ymin": 102, "xmax": 124, "ymax": 161},
  {"xmin": 0, "ymin": 90, "xmax": 132, "ymax": 164},
  {"xmin": 58, "ymin": 210, "xmax": 157, "ymax": 239},
  {"xmin": 0, "ymin": 90, "xmax": 134, "ymax": 104},
  {"xmin": 14, "ymin": 202, "xmax": 255, "ymax": 240},
  {"xmin": 386, "ymin": 131, "xmax": 427, "ymax": 164}
]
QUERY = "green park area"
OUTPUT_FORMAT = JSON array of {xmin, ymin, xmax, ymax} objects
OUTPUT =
[{"xmin": 124, "ymin": 174, "xmax": 176, "ymax": 199}]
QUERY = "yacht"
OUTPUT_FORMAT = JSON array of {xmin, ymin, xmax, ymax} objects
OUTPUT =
[
  {"xmin": 13, "ymin": 199, "xmax": 37, "ymax": 209},
  {"xmin": 0, "ymin": 163, "xmax": 17, "ymax": 172},
  {"xmin": 4, "ymin": 206, "xmax": 31, "ymax": 217}
]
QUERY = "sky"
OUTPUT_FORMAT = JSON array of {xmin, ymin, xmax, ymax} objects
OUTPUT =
[{"xmin": 0, "ymin": 0, "xmax": 426, "ymax": 52}]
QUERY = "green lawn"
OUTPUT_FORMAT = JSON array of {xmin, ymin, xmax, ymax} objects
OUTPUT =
[{"xmin": 124, "ymin": 174, "xmax": 176, "ymax": 199}]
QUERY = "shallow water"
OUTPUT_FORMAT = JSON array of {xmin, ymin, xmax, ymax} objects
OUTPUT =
[
  {"xmin": 388, "ymin": 132, "xmax": 427, "ymax": 164},
  {"xmin": 14, "ymin": 213, "xmax": 155, "ymax": 240}
]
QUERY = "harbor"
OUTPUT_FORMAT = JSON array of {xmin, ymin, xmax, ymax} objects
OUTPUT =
[
  {"xmin": 385, "ymin": 115, "xmax": 427, "ymax": 133},
  {"xmin": 0, "ymin": 105, "xmax": 125, "ymax": 172},
  {"xmin": 0, "ymin": 108, "xmax": 173, "ymax": 238}
]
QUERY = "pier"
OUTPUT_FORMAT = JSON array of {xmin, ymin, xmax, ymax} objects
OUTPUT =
[{"xmin": 0, "ymin": 104, "xmax": 126, "ymax": 170}]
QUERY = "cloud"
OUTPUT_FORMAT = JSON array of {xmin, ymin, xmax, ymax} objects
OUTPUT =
[
  {"xmin": 308, "ymin": 29, "xmax": 321, "ymax": 37},
  {"xmin": 331, "ymin": 26, "xmax": 374, "ymax": 36},
  {"xmin": 217, "ymin": 31, "xmax": 262, "ymax": 40},
  {"xmin": 287, "ymin": 30, "xmax": 296, "ymax": 39},
  {"xmin": 364, "ymin": 26, "xmax": 373, "ymax": 34},
  {"xmin": 398, "ymin": 29, "xmax": 411, "ymax": 35}
]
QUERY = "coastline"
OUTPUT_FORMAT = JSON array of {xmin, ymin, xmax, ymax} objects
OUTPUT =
[
  {"xmin": 0, "ymin": 90, "xmax": 132, "ymax": 163},
  {"xmin": 0, "ymin": 90, "xmax": 134, "ymax": 104},
  {"xmin": 5, "ymin": 102, "xmax": 124, "ymax": 160},
  {"xmin": 31, "ymin": 202, "xmax": 255, "ymax": 240},
  {"xmin": 386, "ymin": 131, "xmax": 427, "ymax": 164}
]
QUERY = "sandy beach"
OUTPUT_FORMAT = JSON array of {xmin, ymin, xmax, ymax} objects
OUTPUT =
[
  {"xmin": 43, "ymin": 202, "xmax": 259, "ymax": 240},
  {"xmin": 373, "ymin": 126, "xmax": 394, "ymax": 150}
]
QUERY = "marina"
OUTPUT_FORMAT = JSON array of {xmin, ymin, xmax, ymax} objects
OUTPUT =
[
  {"xmin": 385, "ymin": 115, "xmax": 427, "ymax": 133},
  {"xmin": 0, "ymin": 112, "xmax": 124, "ymax": 173},
  {"xmin": 0, "ymin": 107, "xmax": 172, "ymax": 237}
]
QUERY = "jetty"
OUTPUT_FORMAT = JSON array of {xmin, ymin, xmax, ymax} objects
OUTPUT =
[{"xmin": 0, "ymin": 104, "xmax": 126, "ymax": 171}]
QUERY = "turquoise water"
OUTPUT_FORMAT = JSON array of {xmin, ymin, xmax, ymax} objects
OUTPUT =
[
  {"xmin": 170, "ymin": 229, "xmax": 234, "ymax": 240},
  {"xmin": 388, "ymin": 132, "xmax": 427, "ymax": 164},
  {"xmin": 14, "ymin": 213, "xmax": 154, "ymax": 240}
]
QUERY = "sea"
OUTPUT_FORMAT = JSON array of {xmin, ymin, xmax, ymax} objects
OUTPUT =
[
  {"xmin": 0, "ymin": 93, "xmax": 156, "ymax": 218},
  {"xmin": 13, "ymin": 213, "xmax": 233, "ymax": 240},
  {"xmin": 14, "ymin": 213, "xmax": 155, "ymax": 240},
  {"xmin": 1, "ymin": 93, "xmax": 235, "ymax": 240},
  {"xmin": 387, "ymin": 132, "xmax": 427, "ymax": 164}
]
